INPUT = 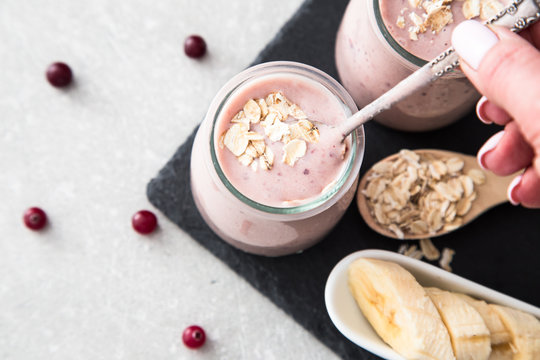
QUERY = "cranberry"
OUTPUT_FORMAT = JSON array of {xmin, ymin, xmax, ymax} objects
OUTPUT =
[
  {"xmin": 132, "ymin": 210, "xmax": 157, "ymax": 234},
  {"xmin": 23, "ymin": 207, "xmax": 47, "ymax": 230},
  {"xmin": 46, "ymin": 62, "xmax": 73, "ymax": 87},
  {"xmin": 182, "ymin": 325, "xmax": 206, "ymax": 349},
  {"xmin": 184, "ymin": 35, "xmax": 207, "ymax": 58}
]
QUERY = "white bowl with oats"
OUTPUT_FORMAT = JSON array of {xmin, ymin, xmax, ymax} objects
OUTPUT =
[{"xmin": 325, "ymin": 250, "xmax": 540, "ymax": 360}]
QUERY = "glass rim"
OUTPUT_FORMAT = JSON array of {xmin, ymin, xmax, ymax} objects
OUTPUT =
[
  {"xmin": 373, "ymin": 0, "xmax": 427, "ymax": 67},
  {"xmin": 208, "ymin": 61, "xmax": 365, "ymax": 216}
]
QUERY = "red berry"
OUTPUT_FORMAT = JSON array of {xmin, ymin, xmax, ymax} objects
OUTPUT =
[
  {"xmin": 23, "ymin": 207, "xmax": 47, "ymax": 230},
  {"xmin": 46, "ymin": 62, "xmax": 73, "ymax": 87},
  {"xmin": 184, "ymin": 35, "xmax": 207, "ymax": 58},
  {"xmin": 132, "ymin": 210, "xmax": 157, "ymax": 234},
  {"xmin": 182, "ymin": 325, "xmax": 206, "ymax": 349}
]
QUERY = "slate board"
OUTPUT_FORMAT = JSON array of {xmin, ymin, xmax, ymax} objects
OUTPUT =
[{"xmin": 147, "ymin": 0, "xmax": 540, "ymax": 358}]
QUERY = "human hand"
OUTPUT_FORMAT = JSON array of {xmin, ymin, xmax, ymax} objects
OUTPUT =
[{"xmin": 452, "ymin": 20, "xmax": 540, "ymax": 208}]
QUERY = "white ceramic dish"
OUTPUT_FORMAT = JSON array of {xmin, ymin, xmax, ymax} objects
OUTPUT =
[{"xmin": 324, "ymin": 249, "xmax": 540, "ymax": 360}]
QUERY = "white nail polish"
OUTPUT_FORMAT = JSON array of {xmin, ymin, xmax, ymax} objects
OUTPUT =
[
  {"xmin": 476, "ymin": 96, "xmax": 493, "ymax": 124},
  {"xmin": 452, "ymin": 20, "xmax": 499, "ymax": 70},
  {"xmin": 477, "ymin": 131, "xmax": 504, "ymax": 170},
  {"xmin": 507, "ymin": 173, "xmax": 523, "ymax": 206}
]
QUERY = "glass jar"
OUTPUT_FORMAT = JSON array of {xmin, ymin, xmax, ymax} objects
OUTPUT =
[
  {"xmin": 190, "ymin": 62, "xmax": 365, "ymax": 256},
  {"xmin": 335, "ymin": 0, "xmax": 480, "ymax": 132}
]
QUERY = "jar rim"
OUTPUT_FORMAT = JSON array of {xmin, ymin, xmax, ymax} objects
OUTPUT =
[
  {"xmin": 373, "ymin": 0, "xmax": 427, "ymax": 67},
  {"xmin": 207, "ymin": 61, "xmax": 365, "ymax": 216}
]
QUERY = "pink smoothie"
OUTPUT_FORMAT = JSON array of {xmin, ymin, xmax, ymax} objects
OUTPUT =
[
  {"xmin": 380, "ymin": 0, "xmax": 508, "ymax": 60},
  {"xmin": 190, "ymin": 62, "xmax": 363, "ymax": 256},
  {"xmin": 215, "ymin": 74, "xmax": 350, "ymax": 207},
  {"xmin": 381, "ymin": 0, "xmax": 467, "ymax": 60},
  {"xmin": 335, "ymin": 0, "xmax": 492, "ymax": 131}
]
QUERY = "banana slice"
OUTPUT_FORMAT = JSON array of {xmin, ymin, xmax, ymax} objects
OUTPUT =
[
  {"xmin": 488, "ymin": 344, "xmax": 514, "ymax": 360},
  {"xmin": 490, "ymin": 305, "xmax": 540, "ymax": 360},
  {"xmin": 426, "ymin": 288, "xmax": 491, "ymax": 360},
  {"xmin": 348, "ymin": 258, "xmax": 455, "ymax": 360},
  {"xmin": 454, "ymin": 293, "xmax": 512, "ymax": 345}
]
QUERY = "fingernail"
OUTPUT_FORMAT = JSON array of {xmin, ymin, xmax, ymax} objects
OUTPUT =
[
  {"xmin": 476, "ymin": 96, "xmax": 493, "ymax": 124},
  {"xmin": 452, "ymin": 20, "xmax": 499, "ymax": 70},
  {"xmin": 477, "ymin": 131, "xmax": 504, "ymax": 170},
  {"xmin": 507, "ymin": 173, "xmax": 523, "ymax": 206}
]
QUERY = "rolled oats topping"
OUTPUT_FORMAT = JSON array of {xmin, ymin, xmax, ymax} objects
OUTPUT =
[
  {"xmin": 398, "ymin": 0, "xmax": 505, "ymax": 40},
  {"xmin": 362, "ymin": 149, "xmax": 486, "ymax": 238},
  {"xmin": 220, "ymin": 92, "xmax": 321, "ymax": 171}
]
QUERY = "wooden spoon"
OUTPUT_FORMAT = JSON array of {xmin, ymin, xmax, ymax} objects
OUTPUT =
[{"xmin": 357, "ymin": 149, "xmax": 515, "ymax": 240}]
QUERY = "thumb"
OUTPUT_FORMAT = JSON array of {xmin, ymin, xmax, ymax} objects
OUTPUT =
[{"xmin": 451, "ymin": 20, "xmax": 540, "ymax": 149}]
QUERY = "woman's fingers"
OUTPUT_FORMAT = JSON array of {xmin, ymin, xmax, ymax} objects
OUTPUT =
[
  {"xmin": 508, "ymin": 166, "xmax": 540, "ymax": 208},
  {"xmin": 452, "ymin": 21, "xmax": 540, "ymax": 161},
  {"xmin": 477, "ymin": 121, "xmax": 534, "ymax": 176},
  {"xmin": 476, "ymin": 96, "xmax": 512, "ymax": 125}
]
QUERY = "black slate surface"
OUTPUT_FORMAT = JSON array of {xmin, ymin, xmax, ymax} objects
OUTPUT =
[{"xmin": 147, "ymin": 0, "xmax": 540, "ymax": 358}]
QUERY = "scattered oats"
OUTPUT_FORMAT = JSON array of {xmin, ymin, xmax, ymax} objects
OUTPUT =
[
  {"xmin": 409, "ymin": 12, "xmax": 425, "ymax": 27},
  {"xmin": 420, "ymin": 238, "xmax": 441, "ymax": 261},
  {"xmin": 260, "ymin": 147, "xmax": 274, "ymax": 170},
  {"xmin": 460, "ymin": 175, "xmax": 475, "ymax": 197},
  {"xmin": 372, "ymin": 161, "xmax": 393, "ymax": 175},
  {"xmin": 398, "ymin": 244, "xmax": 409, "ymax": 254},
  {"xmin": 296, "ymin": 120, "xmax": 320, "ymax": 143},
  {"xmin": 256, "ymin": 98, "xmax": 269, "ymax": 118},
  {"xmin": 443, "ymin": 218, "xmax": 463, "ymax": 232},
  {"xmin": 231, "ymin": 110, "xmax": 251, "ymax": 128},
  {"xmin": 409, "ymin": 28, "xmax": 419, "ymax": 41},
  {"xmin": 425, "ymin": 3, "xmax": 454, "ymax": 33},
  {"xmin": 266, "ymin": 119, "xmax": 290, "ymax": 142},
  {"xmin": 244, "ymin": 131, "xmax": 264, "ymax": 141},
  {"xmin": 244, "ymin": 143, "xmax": 259, "ymax": 158},
  {"xmin": 462, "ymin": 0, "xmax": 481, "ymax": 19},
  {"xmin": 262, "ymin": 111, "xmax": 281, "ymax": 129},
  {"xmin": 283, "ymin": 139, "xmax": 307, "ymax": 166},
  {"xmin": 244, "ymin": 99, "xmax": 262, "ymax": 124},
  {"xmin": 389, "ymin": 223, "xmax": 405, "ymax": 239},
  {"xmin": 409, "ymin": 0, "xmax": 422, "ymax": 8},
  {"xmin": 409, "ymin": 220, "xmax": 429, "ymax": 235},
  {"xmin": 409, "ymin": 249, "xmax": 424, "ymax": 260},
  {"xmin": 456, "ymin": 195, "xmax": 473, "ymax": 216},
  {"xmin": 223, "ymin": 123, "xmax": 249, "ymax": 156},
  {"xmin": 429, "ymin": 160, "xmax": 448, "ymax": 180},
  {"xmin": 467, "ymin": 168, "xmax": 486, "ymax": 185},
  {"xmin": 289, "ymin": 104, "xmax": 308, "ymax": 120},
  {"xmin": 403, "ymin": 244, "xmax": 423, "ymax": 259},
  {"xmin": 439, "ymin": 247, "xmax": 456, "ymax": 272},
  {"xmin": 396, "ymin": 15, "xmax": 406, "ymax": 29},
  {"xmin": 480, "ymin": 0, "xmax": 504, "ymax": 20},
  {"xmin": 446, "ymin": 157, "xmax": 465, "ymax": 173},
  {"xmin": 400, "ymin": 149, "xmax": 420, "ymax": 163},
  {"xmin": 250, "ymin": 160, "xmax": 258, "ymax": 172},
  {"xmin": 251, "ymin": 139, "xmax": 266, "ymax": 156},
  {"xmin": 237, "ymin": 153, "xmax": 253, "ymax": 167}
]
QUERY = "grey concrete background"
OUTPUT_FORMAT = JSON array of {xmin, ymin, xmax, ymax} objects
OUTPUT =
[{"xmin": 0, "ymin": 0, "xmax": 340, "ymax": 359}]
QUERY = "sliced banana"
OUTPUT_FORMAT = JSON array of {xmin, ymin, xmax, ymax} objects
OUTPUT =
[
  {"xmin": 490, "ymin": 305, "xmax": 540, "ymax": 360},
  {"xmin": 454, "ymin": 293, "xmax": 511, "ymax": 346},
  {"xmin": 348, "ymin": 258, "xmax": 455, "ymax": 360},
  {"xmin": 488, "ymin": 343, "xmax": 514, "ymax": 360},
  {"xmin": 426, "ymin": 288, "xmax": 491, "ymax": 360}
]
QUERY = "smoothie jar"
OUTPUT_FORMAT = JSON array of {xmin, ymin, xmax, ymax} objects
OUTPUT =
[
  {"xmin": 335, "ymin": 0, "xmax": 481, "ymax": 131},
  {"xmin": 190, "ymin": 62, "xmax": 365, "ymax": 256}
]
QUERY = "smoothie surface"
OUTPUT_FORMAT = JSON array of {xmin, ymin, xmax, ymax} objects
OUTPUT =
[
  {"xmin": 215, "ymin": 74, "xmax": 351, "ymax": 207},
  {"xmin": 380, "ymin": 0, "xmax": 507, "ymax": 60}
]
